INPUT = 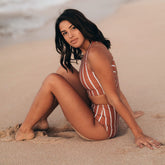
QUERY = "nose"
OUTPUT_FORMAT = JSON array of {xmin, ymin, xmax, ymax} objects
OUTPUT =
[{"xmin": 68, "ymin": 31, "xmax": 73, "ymax": 38}]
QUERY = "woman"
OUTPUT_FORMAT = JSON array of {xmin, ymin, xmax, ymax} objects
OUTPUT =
[{"xmin": 15, "ymin": 9, "xmax": 161, "ymax": 149}]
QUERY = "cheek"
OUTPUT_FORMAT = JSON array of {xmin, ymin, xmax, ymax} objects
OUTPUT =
[
  {"xmin": 62, "ymin": 35, "xmax": 69, "ymax": 43},
  {"xmin": 77, "ymin": 31, "xmax": 85, "ymax": 40}
]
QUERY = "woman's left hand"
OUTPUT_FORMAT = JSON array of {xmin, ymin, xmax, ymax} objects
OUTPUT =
[
  {"xmin": 133, "ymin": 111, "xmax": 144, "ymax": 118},
  {"xmin": 135, "ymin": 133, "xmax": 162, "ymax": 149}
]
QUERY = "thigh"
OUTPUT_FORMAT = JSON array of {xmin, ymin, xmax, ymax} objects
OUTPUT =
[
  {"xmin": 47, "ymin": 73, "xmax": 108, "ymax": 140},
  {"xmin": 56, "ymin": 66, "xmax": 91, "ymax": 105}
]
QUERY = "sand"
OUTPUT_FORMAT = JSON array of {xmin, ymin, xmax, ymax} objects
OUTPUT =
[{"xmin": 0, "ymin": 0, "xmax": 165, "ymax": 164}]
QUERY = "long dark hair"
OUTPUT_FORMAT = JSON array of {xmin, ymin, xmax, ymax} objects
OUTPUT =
[{"xmin": 55, "ymin": 8, "xmax": 111, "ymax": 72}]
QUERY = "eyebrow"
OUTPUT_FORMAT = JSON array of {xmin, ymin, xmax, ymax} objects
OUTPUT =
[{"xmin": 61, "ymin": 24, "xmax": 74, "ymax": 33}]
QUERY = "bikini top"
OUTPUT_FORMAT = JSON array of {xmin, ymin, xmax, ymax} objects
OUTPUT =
[{"xmin": 79, "ymin": 42, "xmax": 119, "ymax": 97}]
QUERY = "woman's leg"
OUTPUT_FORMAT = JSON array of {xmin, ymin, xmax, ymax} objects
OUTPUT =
[
  {"xmin": 15, "ymin": 72, "xmax": 108, "ymax": 141},
  {"xmin": 15, "ymin": 66, "xmax": 94, "ymax": 140},
  {"xmin": 33, "ymin": 66, "xmax": 90, "ymax": 130},
  {"xmin": 32, "ymin": 96, "xmax": 58, "ymax": 131},
  {"xmin": 37, "ymin": 73, "xmax": 108, "ymax": 140}
]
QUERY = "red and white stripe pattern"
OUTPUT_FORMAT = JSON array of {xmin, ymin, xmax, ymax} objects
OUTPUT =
[
  {"xmin": 92, "ymin": 104, "xmax": 119, "ymax": 138},
  {"xmin": 79, "ymin": 42, "xmax": 119, "ymax": 138}
]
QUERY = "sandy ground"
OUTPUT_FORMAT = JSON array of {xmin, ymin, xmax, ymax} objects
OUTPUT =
[{"xmin": 0, "ymin": 0, "xmax": 165, "ymax": 164}]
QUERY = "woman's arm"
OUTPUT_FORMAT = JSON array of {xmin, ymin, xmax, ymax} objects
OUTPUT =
[{"xmin": 88, "ymin": 43, "xmax": 161, "ymax": 149}]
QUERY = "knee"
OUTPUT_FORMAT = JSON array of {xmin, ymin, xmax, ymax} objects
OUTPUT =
[
  {"xmin": 42, "ymin": 73, "xmax": 62, "ymax": 89},
  {"xmin": 56, "ymin": 65, "xmax": 78, "ymax": 76}
]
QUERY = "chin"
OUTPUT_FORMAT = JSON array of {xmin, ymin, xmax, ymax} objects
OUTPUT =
[
  {"xmin": 71, "ymin": 43, "xmax": 81, "ymax": 48},
  {"xmin": 70, "ymin": 39, "xmax": 84, "ymax": 48}
]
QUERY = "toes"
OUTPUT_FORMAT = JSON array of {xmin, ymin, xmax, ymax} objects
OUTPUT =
[{"xmin": 15, "ymin": 129, "xmax": 35, "ymax": 141}]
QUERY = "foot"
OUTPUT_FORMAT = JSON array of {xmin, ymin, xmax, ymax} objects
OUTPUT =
[
  {"xmin": 33, "ymin": 119, "xmax": 49, "ymax": 131},
  {"xmin": 133, "ymin": 111, "xmax": 144, "ymax": 119},
  {"xmin": 15, "ymin": 126, "xmax": 35, "ymax": 141}
]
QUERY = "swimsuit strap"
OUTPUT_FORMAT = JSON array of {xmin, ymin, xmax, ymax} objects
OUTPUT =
[{"xmin": 85, "ymin": 41, "xmax": 93, "ymax": 60}]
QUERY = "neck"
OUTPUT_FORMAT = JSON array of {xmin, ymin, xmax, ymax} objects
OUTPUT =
[{"xmin": 80, "ymin": 40, "xmax": 91, "ymax": 55}]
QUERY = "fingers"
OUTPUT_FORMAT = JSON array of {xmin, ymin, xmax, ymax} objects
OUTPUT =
[
  {"xmin": 137, "ymin": 140, "xmax": 153, "ymax": 150},
  {"xmin": 136, "ymin": 135, "xmax": 162, "ymax": 150},
  {"xmin": 148, "ymin": 139, "xmax": 162, "ymax": 148},
  {"xmin": 138, "ymin": 143, "xmax": 144, "ymax": 148},
  {"xmin": 134, "ymin": 111, "xmax": 144, "ymax": 118},
  {"xmin": 145, "ymin": 141, "xmax": 154, "ymax": 150}
]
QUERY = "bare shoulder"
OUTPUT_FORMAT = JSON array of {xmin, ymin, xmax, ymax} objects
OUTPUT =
[{"xmin": 88, "ymin": 41, "xmax": 113, "ymax": 64}]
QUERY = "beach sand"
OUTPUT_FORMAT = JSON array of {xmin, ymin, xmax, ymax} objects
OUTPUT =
[{"xmin": 0, "ymin": 0, "xmax": 165, "ymax": 164}]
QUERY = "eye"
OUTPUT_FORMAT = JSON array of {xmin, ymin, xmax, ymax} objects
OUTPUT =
[
  {"xmin": 71, "ymin": 26, "xmax": 76, "ymax": 30},
  {"xmin": 61, "ymin": 31, "xmax": 67, "ymax": 36}
]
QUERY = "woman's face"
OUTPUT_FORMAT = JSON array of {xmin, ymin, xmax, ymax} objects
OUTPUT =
[{"xmin": 59, "ymin": 20, "xmax": 86, "ymax": 48}]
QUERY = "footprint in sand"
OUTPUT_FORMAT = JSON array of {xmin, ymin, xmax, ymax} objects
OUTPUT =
[
  {"xmin": 151, "ymin": 113, "xmax": 165, "ymax": 119},
  {"xmin": 115, "ymin": 147, "xmax": 134, "ymax": 154},
  {"xmin": 0, "ymin": 124, "xmax": 20, "ymax": 142}
]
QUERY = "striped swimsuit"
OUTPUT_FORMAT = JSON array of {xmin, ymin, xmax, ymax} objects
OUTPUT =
[{"xmin": 79, "ymin": 42, "xmax": 119, "ymax": 138}]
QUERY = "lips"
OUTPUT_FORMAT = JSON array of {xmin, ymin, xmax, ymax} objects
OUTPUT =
[{"xmin": 70, "ymin": 38, "xmax": 78, "ymax": 44}]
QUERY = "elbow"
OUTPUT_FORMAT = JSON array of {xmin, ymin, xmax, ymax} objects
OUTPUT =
[{"xmin": 107, "ymin": 94, "xmax": 122, "ymax": 108}]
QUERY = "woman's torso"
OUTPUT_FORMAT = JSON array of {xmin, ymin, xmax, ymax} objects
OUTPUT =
[{"xmin": 79, "ymin": 42, "xmax": 119, "ymax": 98}]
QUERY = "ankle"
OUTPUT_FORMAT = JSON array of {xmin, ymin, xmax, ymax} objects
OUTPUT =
[
  {"xmin": 19, "ymin": 124, "xmax": 33, "ymax": 133},
  {"xmin": 33, "ymin": 119, "xmax": 49, "ymax": 131}
]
